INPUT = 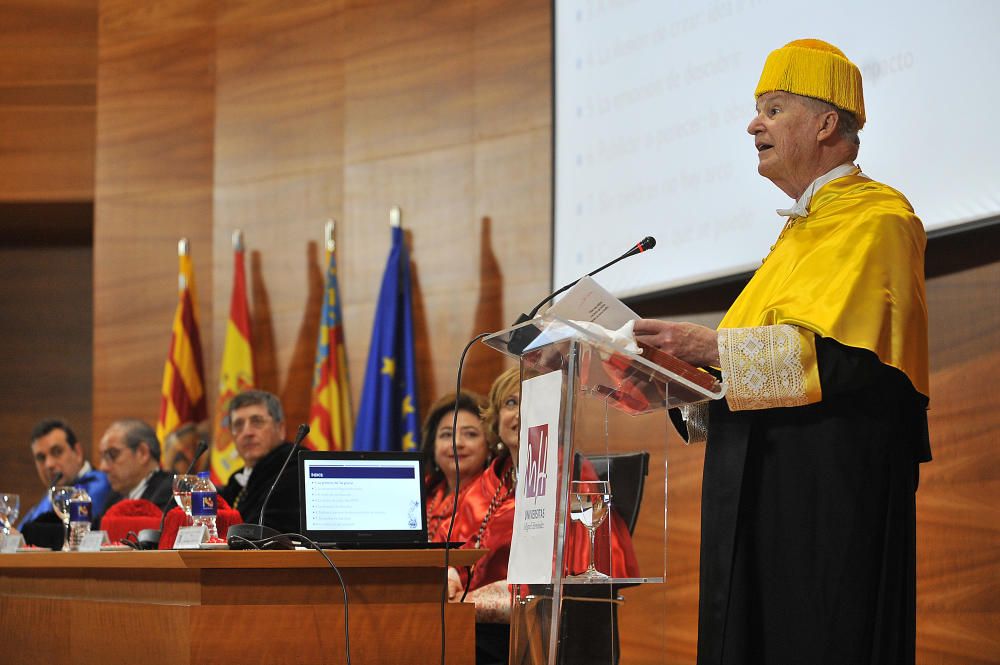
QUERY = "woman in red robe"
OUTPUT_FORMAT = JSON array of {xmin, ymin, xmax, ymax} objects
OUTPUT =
[
  {"xmin": 449, "ymin": 367, "xmax": 639, "ymax": 664},
  {"xmin": 420, "ymin": 390, "xmax": 492, "ymax": 542}
]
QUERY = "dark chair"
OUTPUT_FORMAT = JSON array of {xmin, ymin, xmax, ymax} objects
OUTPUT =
[{"xmin": 573, "ymin": 450, "xmax": 651, "ymax": 534}]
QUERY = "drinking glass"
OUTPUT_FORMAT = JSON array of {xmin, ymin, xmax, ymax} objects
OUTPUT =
[
  {"xmin": 0, "ymin": 493, "xmax": 19, "ymax": 534},
  {"xmin": 566, "ymin": 480, "xmax": 612, "ymax": 581},
  {"xmin": 172, "ymin": 474, "xmax": 198, "ymax": 526},
  {"xmin": 49, "ymin": 485, "xmax": 77, "ymax": 552}
]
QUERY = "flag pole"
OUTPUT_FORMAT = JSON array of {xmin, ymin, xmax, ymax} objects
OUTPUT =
[
  {"xmin": 325, "ymin": 219, "xmax": 335, "ymax": 253},
  {"xmin": 389, "ymin": 206, "xmax": 402, "ymax": 228},
  {"xmin": 177, "ymin": 238, "xmax": 190, "ymax": 290}
]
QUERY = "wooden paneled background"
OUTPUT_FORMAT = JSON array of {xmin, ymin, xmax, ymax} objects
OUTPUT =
[{"xmin": 0, "ymin": 1, "xmax": 996, "ymax": 663}]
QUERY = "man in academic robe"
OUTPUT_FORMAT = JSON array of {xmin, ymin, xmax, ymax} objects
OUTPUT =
[
  {"xmin": 18, "ymin": 418, "xmax": 112, "ymax": 549},
  {"xmin": 95, "ymin": 419, "xmax": 173, "ymax": 525},
  {"xmin": 634, "ymin": 39, "xmax": 930, "ymax": 665},
  {"xmin": 220, "ymin": 390, "xmax": 300, "ymax": 534}
]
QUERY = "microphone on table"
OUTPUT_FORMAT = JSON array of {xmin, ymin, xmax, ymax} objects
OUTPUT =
[
  {"xmin": 137, "ymin": 439, "xmax": 208, "ymax": 550},
  {"xmin": 49, "ymin": 471, "xmax": 64, "ymax": 492},
  {"xmin": 227, "ymin": 424, "xmax": 309, "ymax": 550},
  {"xmin": 508, "ymin": 236, "xmax": 656, "ymax": 354}
]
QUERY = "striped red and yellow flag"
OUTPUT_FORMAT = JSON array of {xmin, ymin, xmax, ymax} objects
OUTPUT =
[
  {"xmin": 305, "ymin": 221, "xmax": 354, "ymax": 451},
  {"xmin": 156, "ymin": 239, "xmax": 208, "ymax": 449},
  {"xmin": 210, "ymin": 231, "xmax": 255, "ymax": 486}
]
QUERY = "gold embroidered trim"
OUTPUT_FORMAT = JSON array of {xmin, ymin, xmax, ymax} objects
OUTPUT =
[
  {"xmin": 679, "ymin": 403, "xmax": 709, "ymax": 445},
  {"xmin": 718, "ymin": 325, "xmax": 809, "ymax": 411}
]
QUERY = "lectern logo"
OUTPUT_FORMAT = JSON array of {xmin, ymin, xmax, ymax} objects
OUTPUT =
[{"xmin": 525, "ymin": 424, "xmax": 549, "ymax": 500}]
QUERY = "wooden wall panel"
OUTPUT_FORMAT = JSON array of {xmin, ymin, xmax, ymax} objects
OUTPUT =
[
  {"xmin": 0, "ymin": 246, "xmax": 92, "ymax": 512},
  {"xmin": 917, "ymin": 260, "xmax": 1000, "ymax": 664},
  {"xmin": 93, "ymin": 0, "xmax": 215, "ymax": 442},
  {"xmin": 0, "ymin": 0, "xmax": 96, "ymax": 202},
  {"xmin": 214, "ymin": 0, "xmax": 345, "ymax": 430}
]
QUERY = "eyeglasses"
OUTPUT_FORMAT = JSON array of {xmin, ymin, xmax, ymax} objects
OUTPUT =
[
  {"xmin": 230, "ymin": 415, "xmax": 273, "ymax": 434},
  {"xmin": 100, "ymin": 447, "xmax": 128, "ymax": 463}
]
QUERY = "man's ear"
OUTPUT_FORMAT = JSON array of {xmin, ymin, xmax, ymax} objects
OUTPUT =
[
  {"xmin": 137, "ymin": 441, "xmax": 153, "ymax": 463},
  {"xmin": 816, "ymin": 109, "xmax": 840, "ymax": 142}
]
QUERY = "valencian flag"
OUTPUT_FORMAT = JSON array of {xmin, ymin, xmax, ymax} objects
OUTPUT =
[
  {"xmin": 211, "ymin": 230, "xmax": 255, "ymax": 486},
  {"xmin": 354, "ymin": 207, "xmax": 420, "ymax": 452},
  {"xmin": 304, "ymin": 220, "xmax": 354, "ymax": 451},
  {"xmin": 156, "ymin": 239, "xmax": 208, "ymax": 446}
]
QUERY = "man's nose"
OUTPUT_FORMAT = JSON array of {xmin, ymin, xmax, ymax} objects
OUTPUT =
[{"xmin": 747, "ymin": 114, "xmax": 763, "ymax": 135}]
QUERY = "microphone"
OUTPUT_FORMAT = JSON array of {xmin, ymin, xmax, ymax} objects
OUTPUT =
[
  {"xmin": 49, "ymin": 471, "xmax": 64, "ymax": 492},
  {"xmin": 137, "ymin": 439, "xmax": 208, "ymax": 550},
  {"xmin": 508, "ymin": 236, "xmax": 656, "ymax": 353},
  {"xmin": 184, "ymin": 439, "xmax": 210, "ymax": 475},
  {"xmin": 227, "ymin": 424, "xmax": 309, "ymax": 550}
]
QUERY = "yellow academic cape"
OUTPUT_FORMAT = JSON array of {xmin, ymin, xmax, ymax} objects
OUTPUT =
[{"xmin": 719, "ymin": 174, "xmax": 929, "ymax": 399}]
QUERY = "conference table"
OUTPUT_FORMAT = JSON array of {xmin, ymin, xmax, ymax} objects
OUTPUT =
[{"xmin": 0, "ymin": 547, "xmax": 484, "ymax": 665}]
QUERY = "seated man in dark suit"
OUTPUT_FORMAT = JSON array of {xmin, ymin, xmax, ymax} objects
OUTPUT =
[
  {"xmin": 18, "ymin": 418, "xmax": 112, "ymax": 549},
  {"xmin": 220, "ymin": 390, "xmax": 300, "ymax": 534},
  {"xmin": 95, "ymin": 419, "xmax": 174, "ymax": 525}
]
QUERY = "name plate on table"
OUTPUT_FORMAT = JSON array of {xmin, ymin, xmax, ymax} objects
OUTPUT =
[
  {"xmin": 174, "ymin": 525, "xmax": 208, "ymax": 549},
  {"xmin": 0, "ymin": 533, "xmax": 25, "ymax": 553},
  {"xmin": 79, "ymin": 531, "xmax": 110, "ymax": 552}
]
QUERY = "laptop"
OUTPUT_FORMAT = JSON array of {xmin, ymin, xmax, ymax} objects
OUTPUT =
[{"xmin": 298, "ymin": 449, "xmax": 453, "ymax": 548}]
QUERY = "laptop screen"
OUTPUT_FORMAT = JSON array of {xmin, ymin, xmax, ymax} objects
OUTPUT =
[{"xmin": 298, "ymin": 450, "xmax": 427, "ymax": 546}]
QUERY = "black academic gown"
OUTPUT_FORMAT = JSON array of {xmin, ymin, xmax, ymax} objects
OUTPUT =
[
  {"xmin": 678, "ymin": 338, "xmax": 929, "ymax": 665},
  {"xmin": 220, "ymin": 442, "xmax": 300, "ymax": 535},
  {"xmin": 95, "ymin": 469, "xmax": 174, "ymax": 527}
]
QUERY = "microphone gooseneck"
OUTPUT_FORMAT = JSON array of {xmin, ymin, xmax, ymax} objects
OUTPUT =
[
  {"xmin": 507, "ymin": 236, "xmax": 656, "ymax": 353},
  {"xmin": 49, "ymin": 471, "xmax": 64, "ymax": 492},
  {"xmin": 184, "ymin": 439, "xmax": 210, "ymax": 476},
  {"xmin": 257, "ymin": 424, "xmax": 310, "ymax": 529}
]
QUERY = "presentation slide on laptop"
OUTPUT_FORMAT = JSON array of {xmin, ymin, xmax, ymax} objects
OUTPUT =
[{"xmin": 302, "ymin": 458, "xmax": 423, "ymax": 533}]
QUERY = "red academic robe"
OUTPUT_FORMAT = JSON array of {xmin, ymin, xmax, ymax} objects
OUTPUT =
[{"xmin": 425, "ymin": 472, "xmax": 484, "ymax": 543}]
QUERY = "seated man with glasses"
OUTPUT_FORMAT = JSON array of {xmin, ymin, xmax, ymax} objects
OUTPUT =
[
  {"xmin": 94, "ymin": 419, "xmax": 173, "ymax": 525},
  {"xmin": 220, "ymin": 390, "xmax": 300, "ymax": 534}
]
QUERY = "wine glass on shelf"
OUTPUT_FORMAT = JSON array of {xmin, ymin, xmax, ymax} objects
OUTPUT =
[
  {"xmin": 0, "ymin": 493, "xmax": 19, "ymax": 534},
  {"xmin": 49, "ymin": 485, "xmax": 77, "ymax": 552},
  {"xmin": 566, "ymin": 480, "xmax": 612, "ymax": 581},
  {"xmin": 172, "ymin": 474, "xmax": 198, "ymax": 527}
]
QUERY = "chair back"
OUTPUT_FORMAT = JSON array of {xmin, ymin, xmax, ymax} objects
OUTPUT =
[{"xmin": 578, "ymin": 451, "xmax": 650, "ymax": 534}]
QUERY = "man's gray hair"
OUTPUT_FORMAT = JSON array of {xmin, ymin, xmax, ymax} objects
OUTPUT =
[
  {"xmin": 111, "ymin": 419, "xmax": 161, "ymax": 462},
  {"xmin": 228, "ymin": 389, "xmax": 284, "ymax": 424},
  {"xmin": 800, "ymin": 94, "xmax": 861, "ymax": 148}
]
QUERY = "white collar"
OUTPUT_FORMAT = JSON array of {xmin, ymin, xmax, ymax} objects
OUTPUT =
[
  {"xmin": 233, "ymin": 466, "xmax": 253, "ymax": 488},
  {"xmin": 127, "ymin": 469, "xmax": 158, "ymax": 500},
  {"xmin": 776, "ymin": 163, "xmax": 861, "ymax": 220}
]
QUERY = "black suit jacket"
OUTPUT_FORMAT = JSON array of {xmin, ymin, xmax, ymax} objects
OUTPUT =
[
  {"xmin": 96, "ymin": 469, "xmax": 174, "ymax": 527},
  {"xmin": 220, "ymin": 442, "xmax": 300, "ymax": 534}
]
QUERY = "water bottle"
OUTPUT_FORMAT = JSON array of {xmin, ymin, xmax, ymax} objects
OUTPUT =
[
  {"xmin": 191, "ymin": 472, "xmax": 218, "ymax": 540},
  {"xmin": 68, "ymin": 487, "xmax": 92, "ymax": 551}
]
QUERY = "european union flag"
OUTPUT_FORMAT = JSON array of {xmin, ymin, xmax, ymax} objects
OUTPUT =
[{"xmin": 354, "ymin": 225, "xmax": 420, "ymax": 451}]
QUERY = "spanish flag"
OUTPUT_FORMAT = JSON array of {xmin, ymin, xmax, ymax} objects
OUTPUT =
[
  {"xmin": 156, "ymin": 239, "xmax": 208, "ymax": 449},
  {"xmin": 305, "ymin": 221, "xmax": 354, "ymax": 451},
  {"xmin": 211, "ymin": 231, "xmax": 255, "ymax": 486}
]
